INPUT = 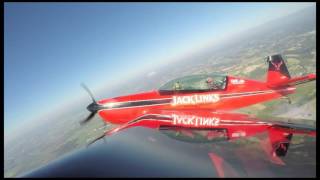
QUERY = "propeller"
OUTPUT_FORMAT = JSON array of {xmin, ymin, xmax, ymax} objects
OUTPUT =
[
  {"xmin": 79, "ymin": 112, "xmax": 96, "ymax": 126},
  {"xmin": 81, "ymin": 83, "xmax": 96, "ymax": 103},
  {"xmin": 80, "ymin": 83, "xmax": 102, "ymax": 125}
]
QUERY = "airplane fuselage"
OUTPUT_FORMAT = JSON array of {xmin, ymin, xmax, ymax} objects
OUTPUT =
[{"xmin": 96, "ymin": 76, "xmax": 295, "ymax": 124}]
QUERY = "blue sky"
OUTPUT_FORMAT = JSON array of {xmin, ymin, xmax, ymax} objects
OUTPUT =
[{"xmin": 4, "ymin": 2, "xmax": 314, "ymax": 133}]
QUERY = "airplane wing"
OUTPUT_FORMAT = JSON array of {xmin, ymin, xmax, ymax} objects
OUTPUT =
[
  {"xmin": 86, "ymin": 109, "xmax": 315, "ymax": 150},
  {"xmin": 22, "ymin": 110, "xmax": 316, "ymax": 177}
]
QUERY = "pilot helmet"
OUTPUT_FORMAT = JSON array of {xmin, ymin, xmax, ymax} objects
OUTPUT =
[{"xmin": 206, "ymin": 77, "xmax": 213, "ymax": 83}]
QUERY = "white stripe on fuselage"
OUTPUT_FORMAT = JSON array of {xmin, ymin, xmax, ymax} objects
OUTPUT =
[{"xmin": 98, "ymin": 87, "xmax": 295, "ymax": 110}]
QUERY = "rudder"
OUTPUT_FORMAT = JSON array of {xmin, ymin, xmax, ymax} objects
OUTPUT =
[{"xmin": 266, "ymin": 54, "xmax": 291, "ymax": 85}]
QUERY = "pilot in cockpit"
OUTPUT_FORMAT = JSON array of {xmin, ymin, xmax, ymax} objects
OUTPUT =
[
  {"xmin": 206, "ymin": 77, "xmax": 219, "ymax": 90},
  {"xmin": 173, "ymin": 81, "xmax": 182, "ymax": 90}
]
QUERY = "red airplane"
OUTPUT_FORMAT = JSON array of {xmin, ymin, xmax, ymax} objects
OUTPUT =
[{"xmin": 80, "ymin": 54, "xmax": 316, "ymax": 129}]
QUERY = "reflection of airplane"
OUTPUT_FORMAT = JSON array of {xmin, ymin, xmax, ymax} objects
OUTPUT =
[
  {"xmin": 82, "ymin": 108, "xmax": 315, "ymax": 177},
  {"xmin": 89, "ymin": 110, "xmax": 315, "ymax": 159},
  {"xmin": 23, "ymin": 112, "xmax": 316, "ymax": 177}
]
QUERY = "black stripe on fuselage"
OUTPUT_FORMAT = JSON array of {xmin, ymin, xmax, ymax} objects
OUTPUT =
[{"xmin": 101, "ymin": 99, "xmax": 172, "ymax": 110}]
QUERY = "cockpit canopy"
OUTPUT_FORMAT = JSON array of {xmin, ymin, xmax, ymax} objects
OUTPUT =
[{"xmin": 159, "ymin": 74, "xmax": 227, "ymax": 92}]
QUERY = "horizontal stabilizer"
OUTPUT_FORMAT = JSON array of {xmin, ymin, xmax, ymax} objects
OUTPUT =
[{"xmin": 267, "ymin": 73, "xmax": 316, "ymax": 88}]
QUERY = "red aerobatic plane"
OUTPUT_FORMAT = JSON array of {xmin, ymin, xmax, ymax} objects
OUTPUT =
[{"xmin": 80, "ymin": 54, "xmax": 316, "ymax": 130}]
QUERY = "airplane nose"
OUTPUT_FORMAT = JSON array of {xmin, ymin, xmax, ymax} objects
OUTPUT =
[
  {"xmin": 87, "ymin": 102, "xmax": 101, "ymax": 113},
  {"xmin": 86, "ymin": 103, "xmax": 94, "ymax": 112}
]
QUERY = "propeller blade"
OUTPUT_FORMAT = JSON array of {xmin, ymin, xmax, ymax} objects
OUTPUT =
[
  {"xmin": 80, "ymin": 112, "xmax": 96, "ymax": 125},
  {"xmin": 81, "ymin": 83, "xmax": 96, "ymax": 103}
]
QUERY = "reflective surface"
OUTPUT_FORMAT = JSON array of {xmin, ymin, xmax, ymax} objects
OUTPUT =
[{"xmin": 23, "ymin": 125, "xmax": 316, "ymax": 177}]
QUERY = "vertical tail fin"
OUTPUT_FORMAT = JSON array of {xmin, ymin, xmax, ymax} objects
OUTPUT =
[{"xmin": 266, "ymin": 54, "xmax": 291, "ymax": 85}]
